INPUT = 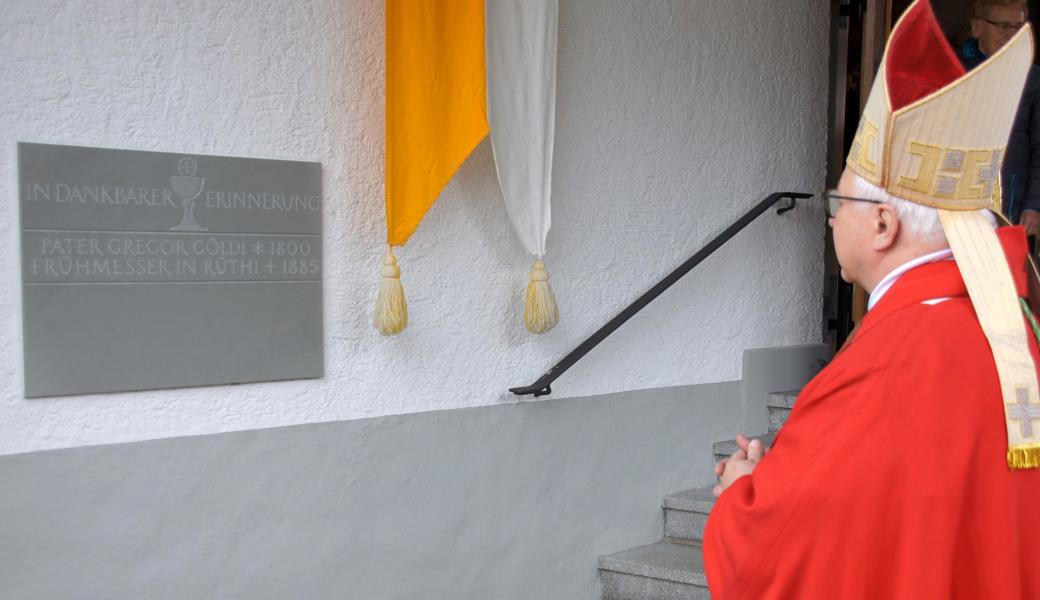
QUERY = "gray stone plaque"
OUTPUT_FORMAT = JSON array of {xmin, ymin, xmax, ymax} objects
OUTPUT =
[{"xmin": 19, "ymin": 142, "xmax": 323, "ymax": 397}]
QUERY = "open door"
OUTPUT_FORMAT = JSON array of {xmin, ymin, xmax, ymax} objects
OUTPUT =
[{"xmin": 824, "ymin": 0, "xmax": 887, "ymax": 349}]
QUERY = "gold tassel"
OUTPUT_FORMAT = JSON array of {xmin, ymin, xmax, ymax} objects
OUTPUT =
[
  {"xmin": 374, "ymin": 248, "xmax": 407, "ymax": 335},
  {"xmin": 1008, "ymin": 443, "xmax": 1040, "ymax": 470},
  {"xmin": 524, "ymin": 258, "xmax": 559, "ymax": 334}
]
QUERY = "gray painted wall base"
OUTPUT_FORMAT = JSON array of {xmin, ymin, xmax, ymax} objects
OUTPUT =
[
  {"xmin": 740, "ymin": 343, "xmax": 828, "ymax": 435},
  {"xmin": 0, "ymin": 381, "xmax": 741, "ymax": 600},
  {"xmin": 0, "ymin": 344, "xmax": 825, "ymax": 600}
]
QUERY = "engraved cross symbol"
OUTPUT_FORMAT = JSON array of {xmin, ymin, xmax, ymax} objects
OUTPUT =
[{"xmin": 1008, "ymin": 387, "xmax": 1040, "ymax": 438}]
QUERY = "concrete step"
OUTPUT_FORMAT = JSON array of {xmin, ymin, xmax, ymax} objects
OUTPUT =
[
  {"xmin": 662, "ymin": 487, "xmax": 716, "ymax": 542},
  {"xmin": 712, "ymin": 432, "xmax": 775, "ymax": 464},
  {"xmin": 767, "ymin": 390, "xmax": 799, "ymax": 433},
  {"xmin": 598, "ymin": 388, "xmax": 803, "ymax": 599},
  {"xmin": 598, "ymin": 540, "xmax": 710, "ymax": 600}
]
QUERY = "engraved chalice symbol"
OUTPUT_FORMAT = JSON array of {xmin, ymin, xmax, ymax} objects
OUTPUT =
[{"xmin": 170, "ymin": 157, "xmax": 207, "ymax": 232}]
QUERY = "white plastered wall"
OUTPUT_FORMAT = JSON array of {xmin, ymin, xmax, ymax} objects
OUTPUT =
[{"xmin": 0, "ymin": 0, "xmax": 829, "ymax": 455}]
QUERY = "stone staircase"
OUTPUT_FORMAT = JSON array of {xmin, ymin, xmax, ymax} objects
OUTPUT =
[{"xmin": 597, "ymin": 390, "xmax": 799, "ymax": 600}]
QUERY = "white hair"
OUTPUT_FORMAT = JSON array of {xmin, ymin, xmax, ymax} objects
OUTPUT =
[{"xmin": 849, "ymin": 174, "xmax": 997, "ymax": 244}]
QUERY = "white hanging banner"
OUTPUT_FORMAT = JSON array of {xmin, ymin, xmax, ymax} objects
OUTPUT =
[{"xmin": 486, "ymin": 0, "xmax": 558, "ymax": 258}]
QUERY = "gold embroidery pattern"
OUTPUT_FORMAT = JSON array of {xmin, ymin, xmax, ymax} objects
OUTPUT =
[
  {"xmin": 849, "ymin": 120, "xmax": 880, "ymax": 177},
  {"xmin": 895, "ymin": 142, "xmax": 1001, "ymax": 201},
  {"xmin": 897, "ymin": 141, "xmax": 942, "ymax": 193}
]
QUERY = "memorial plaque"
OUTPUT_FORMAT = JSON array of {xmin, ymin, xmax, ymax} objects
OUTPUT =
[{"xmin": 19, "ymin": 143, "xmax": 323, "ymax": 397}]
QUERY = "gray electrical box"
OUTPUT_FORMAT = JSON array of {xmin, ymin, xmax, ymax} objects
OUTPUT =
[{"xmin": 19, "ymin": 142, "xmax": 324, "ymax": 397}]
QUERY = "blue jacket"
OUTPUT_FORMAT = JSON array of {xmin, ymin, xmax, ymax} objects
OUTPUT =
[{"xmin": 959, "ymin": 38, "xmax": 1040, "ymax": 220}]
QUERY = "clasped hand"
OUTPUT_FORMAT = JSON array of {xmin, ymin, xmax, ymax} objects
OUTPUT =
[{"xmin": 712, "ymin": 434, "xmax": 767, "ymax": 498}]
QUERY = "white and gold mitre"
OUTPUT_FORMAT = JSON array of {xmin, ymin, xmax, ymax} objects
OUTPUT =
[
  {"xmin": 848, "ymin": 0, "xmax": 1032, "ymax": 211},
  {"xmin": 847, "ymin": 0, "xmax": 1040, "ymax": 469}
]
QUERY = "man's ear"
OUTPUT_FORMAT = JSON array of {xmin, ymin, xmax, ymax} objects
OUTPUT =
[{"xmin": 871, "ymin": 204, "xmax": 900, "ymax": 251}]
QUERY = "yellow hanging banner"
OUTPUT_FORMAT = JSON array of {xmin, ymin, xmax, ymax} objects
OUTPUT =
[{"xmin": 385, "ymin": 0, "xmax": 489, "ymax": 246}]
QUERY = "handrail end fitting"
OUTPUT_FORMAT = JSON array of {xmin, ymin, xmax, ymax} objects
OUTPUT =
[
  {"xmin": 509, "ymin": 383, "xmax": 552, "ymax": 397},
  {"xmin": 776, "ymin": 192, "xmax": 814, "ymax": 215}
]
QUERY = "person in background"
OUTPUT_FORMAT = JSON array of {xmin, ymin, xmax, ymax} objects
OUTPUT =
[{"xmin": 961, "ymin": 0, "xmax": 1040, "ymax": 234}]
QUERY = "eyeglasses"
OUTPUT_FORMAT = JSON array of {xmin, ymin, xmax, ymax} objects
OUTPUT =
[
  {"xmin": 983, "ymin": 18, "xmax": 1026, "ymax": 32},
  {"xmin": 824, "ymin": 190, "xmax": 883, "ymax": 218}
]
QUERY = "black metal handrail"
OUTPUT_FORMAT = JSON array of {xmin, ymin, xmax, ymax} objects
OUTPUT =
[{"xmin": 509, "ymin": 191, "xmax": 814, "ymax": 397}]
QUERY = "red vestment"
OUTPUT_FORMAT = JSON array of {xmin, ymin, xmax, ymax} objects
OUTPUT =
[{"xmin": 704, "ymin": 226, "xmax": 1040, "ymax": 599}]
